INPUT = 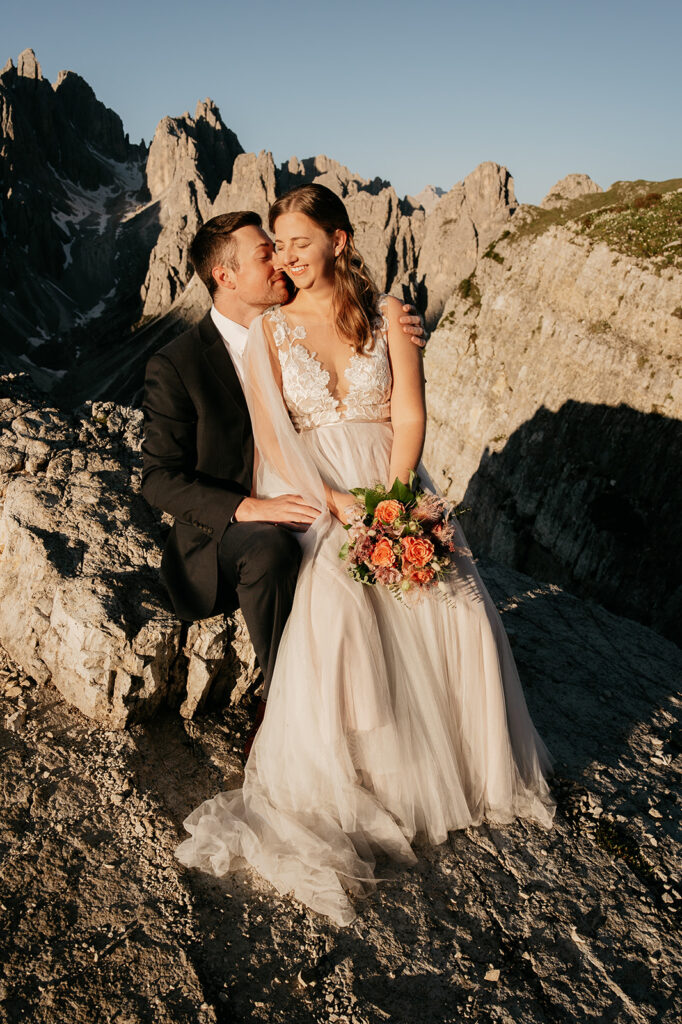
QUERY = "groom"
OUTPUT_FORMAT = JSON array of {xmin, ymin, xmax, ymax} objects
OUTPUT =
[{"xmin": 141, "ymin": 211, "xmax": 425, "ymax": 745}]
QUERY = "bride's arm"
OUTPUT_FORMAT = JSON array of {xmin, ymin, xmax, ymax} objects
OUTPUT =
[{"xmin": 384, "ymin": 295, "xmax": 427, "ymax": 485}]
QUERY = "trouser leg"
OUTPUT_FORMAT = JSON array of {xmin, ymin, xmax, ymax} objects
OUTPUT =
[{"xmin": 218, "ymin": 523, "xmax": 302, "ymax": 697}]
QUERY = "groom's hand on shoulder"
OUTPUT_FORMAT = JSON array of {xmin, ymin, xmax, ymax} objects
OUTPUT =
[
  {"xmin": 234, "ymin": 494, "xmax": 320, "ymax": 530},
  {"xmin": 398, "ymin": 304, "xmax": 428, "ymax": 348}
]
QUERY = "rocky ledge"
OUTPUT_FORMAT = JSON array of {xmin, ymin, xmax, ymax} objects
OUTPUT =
[
  {"xmin": 0, "ymin": 555, "xmax": 680, "ymax": 1022},
  {"xmin": 0, "ymin": 375, "xmax": 257, "ymax": 729}
]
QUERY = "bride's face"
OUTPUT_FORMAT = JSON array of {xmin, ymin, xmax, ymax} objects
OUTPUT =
[{"xmin": 273, "ymin": 212, "xmax": 345, "ymax": 291}]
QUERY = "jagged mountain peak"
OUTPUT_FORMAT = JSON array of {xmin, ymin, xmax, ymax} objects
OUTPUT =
[
  {"xmin": 52, "ymin": 68, "xmax": 141, "ymax": 163},
  {"xmin": 407, "ymin": 184, "xmax": 445, "ymax": 213},
  {"xmin": 146, "ymin": 99, "xmax": 243, "ymax": 203},
  {"xmin": 16, "ymin": 48, "xmax": 42, "ymax": 80},
  {"xmin": 194, "ymin": 97, "xmax": 221, "ymax": 124}
]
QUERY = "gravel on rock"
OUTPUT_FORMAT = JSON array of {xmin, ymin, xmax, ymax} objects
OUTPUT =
[{"xmin": 1, "ymin": 561, "xmax": 680, "ymax": 1024}]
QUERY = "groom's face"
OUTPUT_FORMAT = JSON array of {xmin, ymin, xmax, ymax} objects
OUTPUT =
[{"xmin": 231, "ymin": 225, "xmax": 290, "ymax": 308}]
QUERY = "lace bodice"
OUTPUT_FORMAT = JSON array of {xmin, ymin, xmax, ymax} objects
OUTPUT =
[{"xmin": 266, "ymin": 298, "xmax": 392, "ymax": 432}]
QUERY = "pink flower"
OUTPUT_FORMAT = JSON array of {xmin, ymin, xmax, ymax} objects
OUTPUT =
[
  {"xmin": 413, "ymin": 493, "xmax": 447, "ymax": 524},
  {"xmin": 352, "ymin": 535, "xmax": 374, "ymax": 563},
  {"xmin": 431, "ymin": 520, "xmax": 456, "ymax": 550},
  {"xmin": 374, "ymin": 565, "xmax": 402, "ymax": 586},
  {"xmin": 345, "ymin": 501, "xmax": 366, "ymax": 526}
]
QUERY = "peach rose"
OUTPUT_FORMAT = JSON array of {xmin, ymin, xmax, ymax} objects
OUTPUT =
[
  {"xmin": 370, "ymin": 538, "xmax": 397, "ymax": 567},
  {"xmin": 410, "ymin": 566, "xmax": 435, "ymax": 584},
  {"xmin": 374, "ymin": 500, "xmax": 404, "ymax": 525},
  {"xmin": 400, "ymin": 536, "xmax": 435, "ymax": 568}
]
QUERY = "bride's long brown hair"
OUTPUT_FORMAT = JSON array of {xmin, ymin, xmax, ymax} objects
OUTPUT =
[{"xmin": 269, "ymin": 184, "xmax": 380, "ymax": 353}]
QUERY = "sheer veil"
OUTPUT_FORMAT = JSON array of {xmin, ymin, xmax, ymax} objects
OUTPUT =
[{"xmin": 242, "ymin": 310, "xmax": 330, "ymax": 546}]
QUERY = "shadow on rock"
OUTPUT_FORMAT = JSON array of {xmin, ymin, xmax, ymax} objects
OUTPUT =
[{"xmin": 461, "ymin": 401, "xmax": 682, "ymax": 646}]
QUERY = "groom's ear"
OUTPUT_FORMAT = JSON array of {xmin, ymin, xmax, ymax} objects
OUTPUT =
[{"xmin": 212, "ymin": 265, "xmax": 237, "ymax": 291}]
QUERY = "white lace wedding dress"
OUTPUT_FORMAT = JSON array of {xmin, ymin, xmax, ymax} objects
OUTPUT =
[{"xmin": 175, "ymin": 299, "xmax": 556, "ymax": 925}]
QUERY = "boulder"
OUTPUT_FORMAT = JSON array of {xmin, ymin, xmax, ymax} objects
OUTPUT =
[{"xmin": 0, "ymin": 376, "xmax": 257, "ymax": 728}]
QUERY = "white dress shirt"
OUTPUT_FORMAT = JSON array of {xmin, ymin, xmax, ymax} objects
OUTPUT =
[{"xmin": 210, "ymin": 305, "xmax": 249, "ymax": 389}]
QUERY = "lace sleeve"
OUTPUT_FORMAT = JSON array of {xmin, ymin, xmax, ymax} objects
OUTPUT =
[
  {"xmin": 266, "ymin": 306, "xmax": 289, "ymax": 350},
  {"xmin": 376, "ymin": 293, "xmax": 389, "ymax": 345}
]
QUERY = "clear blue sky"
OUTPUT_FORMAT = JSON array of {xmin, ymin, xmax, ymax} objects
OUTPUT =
[{"xmin": 5, "ymin": 0, "xmax": 681, "ymax": 204}]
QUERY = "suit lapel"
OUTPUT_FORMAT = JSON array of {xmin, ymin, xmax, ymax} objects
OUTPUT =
[{"xmin": 199, "ymin": 312, "xmax": 249, "ymax": 417}]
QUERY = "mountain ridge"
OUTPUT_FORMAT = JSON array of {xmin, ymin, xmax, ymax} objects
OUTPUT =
[{"xmin": 1, "ymin": 48, "xmax": 521, "ymax": 404}]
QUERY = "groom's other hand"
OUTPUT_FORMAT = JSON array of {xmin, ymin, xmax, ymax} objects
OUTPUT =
[
  {"xmin": 234, "ymin": 494, "xmax": 320, "ymax": 530},
  {"xmin": 399, "ymin": 304, "xmax": 428, "ymax": 348}
]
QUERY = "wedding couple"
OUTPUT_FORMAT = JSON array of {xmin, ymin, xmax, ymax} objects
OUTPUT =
[{"xmin": 142, "ymin": 185, "xmax": 555, "ymax": 926}]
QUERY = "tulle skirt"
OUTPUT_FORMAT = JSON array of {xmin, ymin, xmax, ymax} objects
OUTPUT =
[{"xmin": 175, "ymin": 421, "xmax": 555, "ymax": 925}]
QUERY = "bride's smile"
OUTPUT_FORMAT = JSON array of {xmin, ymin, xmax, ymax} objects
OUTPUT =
[{"xmin": 274, "ymin": 210, "xmax": 346, "ymax": 293}]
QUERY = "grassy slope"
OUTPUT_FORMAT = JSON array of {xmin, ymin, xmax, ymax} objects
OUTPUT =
[{"xmin": 509, "ymin": 177, "xmax": 682, "ymax": 270}]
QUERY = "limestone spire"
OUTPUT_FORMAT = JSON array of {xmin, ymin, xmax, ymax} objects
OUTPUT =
[{"xmin": 17, "ymin": 48, "xmax": 43, "ymax": 80}]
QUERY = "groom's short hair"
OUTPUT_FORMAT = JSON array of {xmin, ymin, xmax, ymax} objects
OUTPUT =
[{"xmin": 190, "ymin": 211, "xmax": 262, "ymax": 297}]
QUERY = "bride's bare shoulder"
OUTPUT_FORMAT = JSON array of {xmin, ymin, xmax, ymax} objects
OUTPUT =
[{"xmin": 378, "ymin": 294, "xmax": 404, "ymax": 322}]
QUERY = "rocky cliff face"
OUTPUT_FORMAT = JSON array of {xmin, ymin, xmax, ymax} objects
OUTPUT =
[
  {"xmin": 140, "ymin": 100, "xmax": 243, "ymax": 319},
  {"xmin": 417, "ymin": 162, "xmax": 517, "ymax": 328},
  {"xmin": 109, "ymin": 151, "xmax": 512, "ymax": 400},
  {"xmin": 423, "ymin": 183, "xmax": 682, "ymax": 643},
  {"xmin": 0, "ymin": 49, "xmax": 151, "ymax": 394}
]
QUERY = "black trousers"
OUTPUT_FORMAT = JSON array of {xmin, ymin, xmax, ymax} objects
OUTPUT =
[{"xmin": 217, "ymin": 523, "xmax": 302, "ymax": 698}]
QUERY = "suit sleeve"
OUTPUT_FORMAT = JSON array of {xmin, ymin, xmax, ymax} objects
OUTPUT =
[{"xmin": 141, "ymin": 352, "xmax": 244, "ymax": 540}]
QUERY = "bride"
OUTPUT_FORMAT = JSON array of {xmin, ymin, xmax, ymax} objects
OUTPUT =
[{"xmin": 175, "ymin": 184, "xmax": 555, "ymax": 925}]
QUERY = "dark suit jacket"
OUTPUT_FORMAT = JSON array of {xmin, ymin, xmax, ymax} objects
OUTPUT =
[{"xmin": 141, "ymin": 312, "xmax": 254, "ymax": 620}]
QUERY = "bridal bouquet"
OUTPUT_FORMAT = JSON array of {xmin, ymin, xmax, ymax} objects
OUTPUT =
[{"xmin": 338, "ymin": 473, "xmax": 467, "ymax": 601}]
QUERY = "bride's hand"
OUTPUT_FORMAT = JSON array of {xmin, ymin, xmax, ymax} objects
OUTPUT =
[{"xmin": 328, "ymin": 488, "xmax": 355, "ymax": 525}]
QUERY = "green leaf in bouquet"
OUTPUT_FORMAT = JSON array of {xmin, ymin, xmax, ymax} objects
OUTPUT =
[
  {"xmin": 349, "ymin": 563, "xmax": 374, "ymax": 585},
  {"xmin": 365, "ymin": 487, "xmax": 389, "ymax": 517},
  {"xmin": 387, "ymin": 477, "xmax": 417, "ymax": 507},
  {"xmin": 349, "ymin": 484, "xmax": 389, "ymax": 517},
  {"xmin": 338, "ymin": 541, "xmax": 349, "ymax": 560}
]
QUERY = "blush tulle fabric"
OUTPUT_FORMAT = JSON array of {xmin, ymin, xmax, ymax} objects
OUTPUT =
[{"xmin": 175, "ymin": 302, "xmax": 556, "ymax": 925}]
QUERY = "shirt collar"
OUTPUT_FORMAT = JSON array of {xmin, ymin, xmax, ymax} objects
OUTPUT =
[{"xmin": 210, "ymin": 306, "xmax": 249, "ymax": 353}]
